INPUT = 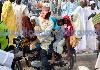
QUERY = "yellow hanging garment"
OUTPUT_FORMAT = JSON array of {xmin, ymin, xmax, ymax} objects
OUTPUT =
[{"xmin": 1, "ymin": 1, "xmax": 16, "ymax": 46}]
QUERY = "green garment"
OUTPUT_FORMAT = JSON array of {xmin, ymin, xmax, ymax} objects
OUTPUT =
[
  {"xmin": 0, "ymin": 21, "xmax": 8, "ymax": 50},
  {"xmin": 77, "ymin": 2, "xmax": 80, "ymax": 6}
]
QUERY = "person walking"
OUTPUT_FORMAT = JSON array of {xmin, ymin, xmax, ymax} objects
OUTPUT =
[
  {"xmin": 71, "ymin": 0, "xmax": 88, "ymax": 53},
  {"xmin": 86, "ymin": 1, "xmax": 99, "ymax": 53},
  {"xmin": 92, "ymin": 13, "xmax": 100, "ymax": 70}
]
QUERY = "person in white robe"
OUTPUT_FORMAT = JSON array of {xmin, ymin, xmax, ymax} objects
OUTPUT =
[
  {"xmin": 86, "ymin": 1, "xmax": 99, "ymax": 52},
  {"xmin": 92, "ymin": 13, "xmax": 100, "ymax": 70},
  {"xmin": 12, "ymin": 0, "xmax": 29, "ymax": 37},
  {"xmin": 71, "ymin": 0, "xmax": 88, "ymax": 52}
]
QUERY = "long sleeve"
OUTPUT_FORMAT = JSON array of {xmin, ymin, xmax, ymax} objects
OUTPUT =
[{"xmin": 36, "ymin": 21, "xmax": 53, "ymax": 36}]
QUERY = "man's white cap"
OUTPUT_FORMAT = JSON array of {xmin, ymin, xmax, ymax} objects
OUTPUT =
[
  {"xmin": 30, "ymin": 16, "xmax": 39, "ymax": 25},
  {"xmin": 43, "ymin": 3, "xmax": 50, "ymax": 7},
  {"xmin": 90, "ymin": 1, "xmax": 95, "ymax": 5}
]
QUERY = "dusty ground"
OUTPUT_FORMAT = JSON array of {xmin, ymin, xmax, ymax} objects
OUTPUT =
[
  {"xmin": 21, "ymin": 53, "xmax": 97, "ymax": 70},
  {"xmin": 73, "ymin": 53, "xmax": 97, "ymax": 70}
]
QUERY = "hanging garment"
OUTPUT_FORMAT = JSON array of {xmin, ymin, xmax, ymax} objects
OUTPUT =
[
  {"xmin": 1, "ymin": 1, "xmax": 16, "ymax": 46},
  {"xmin": 12, "ymin": 3, "xmax": 29, "ymax": 36},
  {"xmin": 0, "ymin": 21, "xmax": 8, "ymax": 50}
]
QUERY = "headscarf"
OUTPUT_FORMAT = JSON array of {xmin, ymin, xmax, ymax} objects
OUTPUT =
[
  {"xmin": 63, "ymin": 15, "xmax": 74, "ymax": 36},
  {"xmin": 63, "ymin": 15, "xmax": 71, "ymax": 22},
  {"xmin": 22, "ymin": 16, "xmax": 31, "ymax": 30},
  {"xmin": 92, "ymin": 13, "xmax": 100, "ymax": 25},
  {"xmin": 49, "ymin": 16, "xmax": 60, "ymax": 30},
  {"xmin": 22, "ymin": 16, "xmax": 32, "ymax": 37}
]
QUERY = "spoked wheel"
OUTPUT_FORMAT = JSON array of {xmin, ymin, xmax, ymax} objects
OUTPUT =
[
  {"xmin": 14, "ymin": 61, "xmax": 23, "ymax": 70},
  {"xmin": 52, "ymin": 53, "xmax": 74, "ymax": 70}
]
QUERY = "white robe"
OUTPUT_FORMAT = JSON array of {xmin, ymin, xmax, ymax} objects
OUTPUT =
[
  {"xmin": 12, "ymin": 3, "xmax": 29, "ymax": 36},
  {"xmin": 72, "ymin": 6, "xmax": 88, "ymax": 51},
  {"xmin": 0, "ymin": 50, "xmax": 14, "ymax": 69},
  {"xmin": 0, "ymin": 66, "xmax": 12, "ymax": 70},
  {"xmin": 86, "ymin": 7, "xmax": 99, "ymax": 52}
]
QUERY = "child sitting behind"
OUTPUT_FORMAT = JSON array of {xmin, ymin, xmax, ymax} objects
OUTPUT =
[{"xmin": 57, "ymin": 15, "xmax": 80, "ymax": 57}]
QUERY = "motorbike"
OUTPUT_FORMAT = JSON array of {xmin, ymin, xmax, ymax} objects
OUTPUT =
[{"xmin": 13, "ymin": 35, "xmax": 76, "ymax": 70}]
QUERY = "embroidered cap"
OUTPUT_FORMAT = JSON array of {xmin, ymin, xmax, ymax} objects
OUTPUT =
[{"xmin": 92, "ymin": 13, "xmax": 100, "ymax": 25}]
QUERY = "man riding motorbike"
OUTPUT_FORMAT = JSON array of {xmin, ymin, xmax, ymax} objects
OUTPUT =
[{"xmin": 34, "ymin": 4, "xmax": 53, "ymax": 70}]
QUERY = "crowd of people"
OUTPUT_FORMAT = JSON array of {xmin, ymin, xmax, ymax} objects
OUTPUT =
[{"xmin": 0, "ymin": 0, "xmax": 100, "ymax": 70}]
